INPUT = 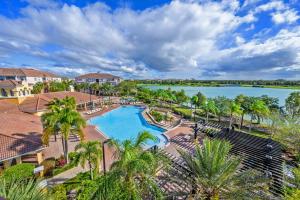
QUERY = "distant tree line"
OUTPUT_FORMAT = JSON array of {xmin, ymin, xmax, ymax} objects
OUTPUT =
[{"xmin": 136, "ymin": 79, "xmax": 300, "ymax": 87}]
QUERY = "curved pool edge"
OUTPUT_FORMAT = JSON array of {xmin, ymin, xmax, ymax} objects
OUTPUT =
[{"xmin": 88, "ymin": 105, "xmax": 169, "ymax": 149}]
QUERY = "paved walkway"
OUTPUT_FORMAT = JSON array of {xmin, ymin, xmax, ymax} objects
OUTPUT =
[{"xmin": 46, "ymin": 166, "xmax": 88, "ymax": 187}]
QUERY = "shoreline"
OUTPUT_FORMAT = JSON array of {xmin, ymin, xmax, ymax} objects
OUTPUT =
[{"xmin": 139, "ymin": 83, "xmax": 300, "ymax": 90}]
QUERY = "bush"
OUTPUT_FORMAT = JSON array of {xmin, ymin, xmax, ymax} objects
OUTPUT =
[
  {"xmin": 1, "ymin": 163, "xmax": 35, "ymax": 180},
  {"xmin": 52, "ymin": 184, "xmax": 67, "ymax": 200},
  {"xmin": 172, "ymin": 107, "xmax": 192, "ymax": 119},
  {"xmin": 41, "ymin": 158, "xmax": 56, "ymax": 176},
  {"xmin": 77, "ymin": 180, "xmax": 98, "ymax": 200},
  {"xmin": 150, "ymin": 110, "xmax": 164, "ymax": 122}
]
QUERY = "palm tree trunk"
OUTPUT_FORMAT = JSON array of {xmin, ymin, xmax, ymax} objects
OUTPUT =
[
  {"xmin": 88, "ymin": 160, "xmax": 93, "ymax": 180},
  {"xmin": 54, "ymin": 131, "xmax": 57, "ymax": 142},
  {"xmin": 249, "ymin": 116, "xmax": 253, "ymax": 133},
  {"xmin": 240, "ymin": 113, "xmax": 244, "ymax": 129},
  {"xmin": 64, "ymin": 139, "xmax": 69, "ymax": 163},
  {"xmin": 229, "ymin": 113, "xmax": 233, "ymax": 128},
  {"xmin": 61, "ymin": 137, "xmax": 65, "ymax": 156},
  {"xmin": 218, "ymin": 115, "xmax": 221, "ymax": 122}
]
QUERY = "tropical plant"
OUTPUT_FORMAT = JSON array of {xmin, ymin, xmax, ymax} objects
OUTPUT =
[
  {"xmin": 273, "ymin": 116, "xmax": 300, "ymax": 160},
  {"xmin": 175, "ymin": 89, "xmax": 189, "ymax": 106},
  {"xmin": 228, "ymin": 101, "xmax": 242, "ymax": 128},
  {"xmin": 248, "ymin": 98, "xmax": 269, "ymax": 132},
  {"xmin": 202, "ymin": 99, "xmax": 217, "ymax": 123},
  {"xmin": 213, "ymin": 96, "xmax": 230, "ymax": 122},
  {"xmin": 1, "ymin": 163, "xmax": 34, "ymax": 180},
  {"xmin": 0, "ymin": 177, "xmax": 49, "ymax": 200},
  {"xmin": 74, "ymin": 141, "xmax": 103, "ymax": 180},
  {"xmin": 93, "ymin": 131, "xmax": 164, "ymax": 199},
  {"xmin": 178, "ymin": 138, "xmax": 269, "ymax": 199},
  {"xmin": 235, "ymin": 94, "xmax": 249, "ymax": 128},
  {"xmin": 285, "ymin": 91, "xmax": 300, "ymax": 118},
  {"xmin": 191, "ymin": 95, "xmax": 199, "ymax": 121},
  {"xmin": 41, "ymin": 97, "xmax": 86, "ymax": 163},
  {"xmin": 32, "ymin": 82, "xmax": 44, "ymax": 94},
  {"xmin": 285, "ymin": 166, "xmax": 300, "ymax": 200}
]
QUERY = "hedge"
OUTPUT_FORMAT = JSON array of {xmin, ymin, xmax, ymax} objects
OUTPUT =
[
  {"xmin": 172, "ymin": 107, "xmax": 192, "ymax": 119},
  {"xmin": 1, "ymin": 163, "xmax": 35, "ymax": 180}
]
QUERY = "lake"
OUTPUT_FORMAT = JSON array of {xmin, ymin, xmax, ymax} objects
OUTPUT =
[{"xmin": 145, "ymin": 85, "xmax": 300, "ymax": 106}]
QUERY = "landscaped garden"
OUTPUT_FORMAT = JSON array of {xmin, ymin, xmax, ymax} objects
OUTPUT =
[{"xmin": 0, "ymin": 81, "xmax": 299, "ymax": 199}]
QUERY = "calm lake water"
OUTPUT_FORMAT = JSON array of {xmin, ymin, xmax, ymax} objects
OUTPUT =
[{"xmin": 146, "ymin": 85, "xmax": 300, "ymax": 106}]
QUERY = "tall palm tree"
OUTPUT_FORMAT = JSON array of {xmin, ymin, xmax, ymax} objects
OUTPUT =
[
  {"xmin": 41, "ymin": 97, "xmax": 86, "ymax": 163},
  {"xmin": 0, "ymin": 178, "xmax": 49, "ymax": 200},
  {"xmin": 248, "ymin": 99, "xmax": 269, "ymax": 132},
  {"xmin": 94, "ymin": 131, "xmax": 164, "ymax": 199},
  {"xmin": 74, "ymin": 141, "xmax": 103, "ymax": 180},
  {"xmin": 178, "ymin": 138, "xmax": 269, "ymax": 199},
  {"xmin": 202, "ymin": 99, "xmax": 217, "ymax": 123},
  {"xmin": 191, "ymin": 95, "xmax": 199, "ymax": 121},
  {"xmin": 228, "ymin": 101, "xmax": 242, "ymax": 128}
]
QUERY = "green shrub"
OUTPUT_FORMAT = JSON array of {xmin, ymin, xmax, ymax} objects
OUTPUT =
[
  {"xmin": 172, "ymin": 107, "xmax": 192, "ymax": 119},
  {"xmin": 52, "ymin": 184, "xmax": 67, "ymax": 200},
  {"xmin": 77, "ymin": 180, "xmax": 98, "ymax": 200},
  {"xmin": 1, "ymin": 163, "xmax": 35, "ymax": 180},
  {"xmin": 150, "ymin": 110, "xmax": 164, "ymax": 122},
  {"xmin": 41, "ymin": 158, "xmax": 56, "ymax": 176}
]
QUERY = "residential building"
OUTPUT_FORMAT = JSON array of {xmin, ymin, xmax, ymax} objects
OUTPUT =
[
  {"xmin": 19, "ymin": 91, "xmax": 103, "ymax": 116},
  {"xmin": 0, "ymin": 68, "xmax": 61, "ymax": 85},
  {"xmin": 0, "ymin": 91, "xmax": 102, "ymax": 169},
  {"xmin": 0, "ymin": 80, "xmax": 33, "ymax": 104},
  {"xmin": 75, "ymin": 73, "xmax": 122, "ymax": 86}
]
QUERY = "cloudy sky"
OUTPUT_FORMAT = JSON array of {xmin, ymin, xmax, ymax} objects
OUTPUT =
[{"xmin": 0, "ymin": 0, "xmax": 299, "ymax": 79}]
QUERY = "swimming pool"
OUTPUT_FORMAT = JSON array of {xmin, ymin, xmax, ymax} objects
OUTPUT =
[{"xmin": 89, "ymin": 106, "xmax": 167, "ymax": 148}]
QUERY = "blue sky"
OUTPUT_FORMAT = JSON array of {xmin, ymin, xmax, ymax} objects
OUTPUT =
[{"xmin": 0, "ymin": 0, "xmax": 299, "ymax": 79}]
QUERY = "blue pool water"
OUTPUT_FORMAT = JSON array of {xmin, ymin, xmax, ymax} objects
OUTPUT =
[{"xmin": 89, "ymin": 106, "xmax": 167, "ymax": 148}]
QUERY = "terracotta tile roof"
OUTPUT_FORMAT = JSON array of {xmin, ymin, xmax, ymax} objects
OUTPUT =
[
  {"xmin": 0, "ymin": 100, "xmax": 20, "ymax": 113},
  {"xmin": 19, "ymin": 91, "xmax": 100, "ymax": 113},
  {"xmin": 0, "ymin": 68, "xmax": 60, "ymax": 78},
  {"xmin": 76, "ymin": 73, "xmax": 120, "ymax": 79},
  {"xmin": 0, "ymin": 101, "xmax": 44, "ymax": 161},
  {"xmin": 0, "ymin": 80, "xmax": 22, "ymax": 88}
]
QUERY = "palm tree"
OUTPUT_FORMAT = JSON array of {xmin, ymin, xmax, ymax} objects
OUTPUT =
[
  {"xmin": 74, "ymin": 141, "xmax": 103, "ymax": 180},
  {"xmin": 248, "ymin": 99, "xmax": 269, "ymax": 132},
  {"xmin": 228, "ymin": 101, "xmax": 242, "ymax": 128},
  {"xmin": 235, "ymin": 94, "xmax": 248, "ymax": 128},
  {"xmin": 213, "ymin": 96, "xmax": 230, "ymax": 122},
  {"xmin": 94, "ymin": 131, "xmax": 164, "ymax": 199},
  {"xmin": 178, "ymin": 138, "xmax": 269, "ymax": 199},
  {"xmin": 0, "ymin": 178, "xmax": 49, "ymax": 200},
  {"xmin": 202, "ymin": 99, "xmax": 217, "ymax": 123},
  {"xmin": 41, "ymin": 97, "xmax": 86, "ymax": 163},
  {"xmin": 191, "ymin": 95, "xmax": 199, "ymax": 121}
]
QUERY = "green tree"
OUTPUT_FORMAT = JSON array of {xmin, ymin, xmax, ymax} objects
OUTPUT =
[
  {"xmin": 191, "ymin": 95, "xmax": 199, "ymax": 121},
  {"xmin": 202, "ymin": 99, "xmax": 217, "ymax": 123},
  {"xmin": 196, "ymin": 91, "xmax": 206, "ymax": 106},
  {"xmin": 285, "ymin": 91, "xmax": 300, "ymax": 118},
  {"xmin": 248, "ymin": 99, "xmax": 270, "ymax": 132},
  {"xmin": 235, "ymin": 94, "xmax": 249, "ymax": 128},
  {"xmin": 94, "ymin": 131, "xmax": 163, "ymax": 199},
  {"xmin": 74, "ymin": 141, "xmax": 103, "ymax": 180},
  {"xmin": 0, "ymin": 177, "xmax": 49, "ymax": 200},
  {"xmin": 213, "ymin": 96, "xmax": 230, "ymax": 122},
  {"xmin": 175, "ymin": 89, "xmax": 189, "ymax": 106},
  {"xmin": 32, "ymin": 82, "xmax": 44, "ymax": 94},
  {"xmin": 178, "ymin": 138, "xmax": 269, "ymax": 199},
  {"xmin": 42, "ymin": 97, "xmax": 86, "ymax": 163},
  {"xmin": 228, "ymin": 101, "xmax": 242, "ymax": 128},
  {"xmin": 273, "ymin": 116, "xmax": 300, "ymax": 161}
]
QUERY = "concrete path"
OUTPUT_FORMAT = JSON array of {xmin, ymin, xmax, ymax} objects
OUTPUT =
[{"xmin": 46, "ymin": 166, "xmax": 88, "ymax": 187}]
